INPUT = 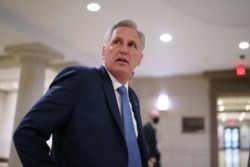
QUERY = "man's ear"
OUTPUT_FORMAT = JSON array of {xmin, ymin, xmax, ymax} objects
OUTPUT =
[
  {"xmin": 102, "ymin": 46, "xmax": 106, "ymax": 60},
  {"xmin": 137, "ymin": 53, "xmax": 143, "ymax": 66}
]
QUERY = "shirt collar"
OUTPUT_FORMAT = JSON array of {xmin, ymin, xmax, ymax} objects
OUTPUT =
[{"xmin": 103, "ymin": 64, "xmax": 129, "ymax": 90}]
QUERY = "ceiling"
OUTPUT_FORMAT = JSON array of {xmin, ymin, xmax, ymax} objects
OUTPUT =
[
  {"xmin": 0, "ymin": 0, "xmax": 250, "ymax": 121},
  {"xmin": 217, "ymin": 96, "xmax": 250, "ymax": 123}
]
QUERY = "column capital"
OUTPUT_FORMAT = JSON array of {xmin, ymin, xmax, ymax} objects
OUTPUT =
[{"xmin": 5, "ymin": 42, "xmax": 63, "ymax": 62}]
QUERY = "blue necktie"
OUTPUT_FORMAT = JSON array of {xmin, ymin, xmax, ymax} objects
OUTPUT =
[{"xmin": 117, "ymin": 86, "xmax": 142, "ymax": 167}]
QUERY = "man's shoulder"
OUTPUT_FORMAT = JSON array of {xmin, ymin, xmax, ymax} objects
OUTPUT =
[
  {"xmin": 62, "ymin": 65, "xmax": 96, "ymax": 72},
  {"xmin": 56, "ymin": 65, "xmax": 99, "ymax": 78}
]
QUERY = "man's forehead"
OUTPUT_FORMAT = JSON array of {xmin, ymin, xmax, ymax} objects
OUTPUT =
[{"xmin": 112, "ymin": 27, "xmax": 139, "ymax": 38}]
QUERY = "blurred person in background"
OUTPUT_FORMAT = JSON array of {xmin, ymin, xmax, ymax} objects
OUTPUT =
[{"xmin": 143, "ymin": 109, "xmax": 161, "ymax": 167}]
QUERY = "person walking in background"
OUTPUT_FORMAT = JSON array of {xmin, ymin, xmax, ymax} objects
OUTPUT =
[
  {"xmin": 143, "ymin": 109, "xmax": 161, "ymax": 167},
  {"xmin": 13, "ymin": 19, "xmax": 148, "ymax": 167}
]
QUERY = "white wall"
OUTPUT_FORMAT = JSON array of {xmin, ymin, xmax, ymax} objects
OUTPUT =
[
  {"xmin": 0, "ymin": 92, "xmax": 4, "ymax": 128},
  {"xmin": 240, "ymin": 124, "xmax": 250, "ymax": 149},
  {"xmin": 133, "ymin": 75, "xmax": 210, "ymax": 167},
  {"xmin": 218, "ymin": 124, "xmax": 224, "ymax": 149}
]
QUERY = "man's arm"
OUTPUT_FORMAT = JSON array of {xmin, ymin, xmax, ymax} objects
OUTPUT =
[{"xmin": 13, "ymin": 66, "xmax": 83, "ymax": 167}]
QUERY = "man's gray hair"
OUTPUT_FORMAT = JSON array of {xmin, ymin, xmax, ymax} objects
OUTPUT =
[{"xmin": 104, "ymin": 19, "xmax": 146, "ymax": 51}]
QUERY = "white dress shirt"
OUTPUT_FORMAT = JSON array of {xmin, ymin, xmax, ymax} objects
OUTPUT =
[{"xmin": 104, "ymin": 66, "xmax": 138, "ymax": 137}]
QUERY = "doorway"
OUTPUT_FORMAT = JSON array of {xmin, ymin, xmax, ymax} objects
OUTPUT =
[
  {"xmin": 224, "ymin": 127, "xmax": 240, "ymax": 149},
  {"xmin": 208, "ymin": 75, "xmax": 250, "ymax": 167}
]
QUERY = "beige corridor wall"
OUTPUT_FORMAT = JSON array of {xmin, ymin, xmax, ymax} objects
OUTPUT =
[{"xmin": 132, "ymin": 74, "xmax": 210, "ymax": 167}]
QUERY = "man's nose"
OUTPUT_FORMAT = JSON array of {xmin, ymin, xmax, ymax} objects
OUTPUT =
[{"xmin": 119, "ymin": 44, "xmax": 129, "ymax": 54}]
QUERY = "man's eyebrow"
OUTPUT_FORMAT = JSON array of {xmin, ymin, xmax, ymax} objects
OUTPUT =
[{"xmin": 111, "ymin": 36, "xmax": 138, "ymax": 45}]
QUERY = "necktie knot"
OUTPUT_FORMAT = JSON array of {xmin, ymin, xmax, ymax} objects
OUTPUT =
[{"xmin": 117, "ymin": 85, "xmax": 127, "ymax": 95}]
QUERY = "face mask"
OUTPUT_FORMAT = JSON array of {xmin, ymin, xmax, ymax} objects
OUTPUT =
[{"xmin": 153, "ymin": 117, "xmax": 159, "ymax": 124}]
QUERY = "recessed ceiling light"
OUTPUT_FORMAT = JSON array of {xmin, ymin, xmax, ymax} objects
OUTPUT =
[
  {"xmin": 87, "ymin": 3, "xmax": 101, "ymax": 12},
  {"xmin": 160, "ymin": 33, "xmax": 172, "ymax": 42},
  {"xmin": 238, "ymin": 112, "xmax": 245, "ymax": 122},
  {"xmin": 220, "ymin": 113, "xmax": 227, "ymax": 122},
  {"xmin": 218, "ymin": 105, "xmax": 225, "ymax": 111},
  {"xmin": 239, "ymin": 41, "xmax": 249, "ymax": 49},
  {"xmin": 217, "ymin": 99, "xmax": 224, "ymax": 105}
]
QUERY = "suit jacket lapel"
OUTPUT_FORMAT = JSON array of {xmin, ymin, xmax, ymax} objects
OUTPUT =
[
  {"xmin": 97, "ymin": 66, "xmax": 125, "ymax": 137},
  {"xmin": 128, "ymin": 89, "xmax": 141, "ymax": 129}
]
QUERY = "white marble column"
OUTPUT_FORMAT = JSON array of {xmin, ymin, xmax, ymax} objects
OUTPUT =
[{"xmin": 6, "ymin": 43, "xmax": 63, "ymax": 167}]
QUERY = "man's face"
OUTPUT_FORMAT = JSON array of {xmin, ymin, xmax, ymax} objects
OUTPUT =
[{"xmin": 102, "ymin": 26, "xmax": 143, "ymax": 83}]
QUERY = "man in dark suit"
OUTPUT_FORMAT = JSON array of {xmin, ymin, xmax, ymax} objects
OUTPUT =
[
  {"xmin": 143, "ymin": 109, "xmax": 161, "ymax": 167},
  {"xmin": 13, "ymin": 19, "xmax": 148, "ymax": 167}
]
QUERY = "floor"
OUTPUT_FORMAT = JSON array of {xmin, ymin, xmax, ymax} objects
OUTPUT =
[
  {"xmin": 0, "ymin": 150, "xmax": 249, "ymax": 167},
  {"xmin": 219, "ymin": 149, "xmax": 249, "ymax": 167}
]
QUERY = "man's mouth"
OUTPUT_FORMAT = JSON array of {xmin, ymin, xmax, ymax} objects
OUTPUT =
[{"xmin": 117, "ymin": 58, "xmax": 128, "ymax": 64}]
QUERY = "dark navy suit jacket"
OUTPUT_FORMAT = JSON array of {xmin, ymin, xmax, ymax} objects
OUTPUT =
[{"xmin": 13, "ymin": 65, "xmax": 148, "ymax": 167}]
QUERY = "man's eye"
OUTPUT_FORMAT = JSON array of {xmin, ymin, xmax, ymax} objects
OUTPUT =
[
  {"xmin": 113, "ymin": 40, "xmax": 121, "ymax": 45},
  {"xmin": 128, "ymin": 42, "xmax": 136, "ymax": 48}
]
